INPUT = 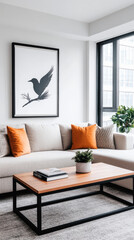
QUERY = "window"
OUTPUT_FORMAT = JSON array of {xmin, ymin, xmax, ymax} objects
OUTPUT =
[
  {"xmin": 102, "ymin": 43, "xmax": 113, "ymax": 108},
  {"xmin": 97, "ymin": 33, "xmax": 134, "ymax": 126}
]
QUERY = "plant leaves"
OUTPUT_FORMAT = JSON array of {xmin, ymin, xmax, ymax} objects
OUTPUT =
[{"xmin": 111, "ymin": 105, "xmax": 134, "ymax": 133}]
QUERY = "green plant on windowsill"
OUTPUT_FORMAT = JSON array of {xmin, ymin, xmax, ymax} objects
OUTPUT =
[{"xmin": 111, "ymin": 105, "xmax": 134, "ymax": 133}]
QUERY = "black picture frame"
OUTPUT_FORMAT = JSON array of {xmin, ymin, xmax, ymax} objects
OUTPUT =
[{"xmin": 12, "ymin": 42, "xmax": 59, "ymax": 118}]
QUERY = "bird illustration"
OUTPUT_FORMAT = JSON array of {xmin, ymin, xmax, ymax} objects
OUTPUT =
[{"xmin": 28, "ymin": 66, "xmax": 54, "ymax": 97}]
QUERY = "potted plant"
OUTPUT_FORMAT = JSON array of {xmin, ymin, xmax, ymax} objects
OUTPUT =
[
  {"xmin": 72, "ymin": 149, "xmax": 93, "ymax": 173},
  {"xmin": 111, "ymin": 105, "xmax": 134, "ymax": 133}
]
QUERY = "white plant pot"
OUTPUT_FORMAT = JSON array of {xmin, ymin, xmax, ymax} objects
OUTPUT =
[{"xmin": 76, "ymin": 162, "xmax": 91, "ymax": 173}]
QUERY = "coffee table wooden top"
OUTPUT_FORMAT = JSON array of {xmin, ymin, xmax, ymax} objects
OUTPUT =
[{"xmin": 13, "ymin": 163, "xmax": 134, "ymax": 194}]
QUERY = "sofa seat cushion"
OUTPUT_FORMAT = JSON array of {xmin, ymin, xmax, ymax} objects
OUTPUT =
[
  {"xmin": 92, "ymin": 149, "xmax": 134, "ymax": 171},
  {"xmin": 0, "ymin": 151, "xmax": 75, "ymax": 178},
  {"xmin": 70, "ymin": 148, "xmax": 134, "ymax": 170}
]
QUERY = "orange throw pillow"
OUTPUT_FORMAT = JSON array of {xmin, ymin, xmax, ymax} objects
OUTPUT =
[
  {"xmin": 7, "ymin": 126, "xmax": 31, "ymax": 157},
  {"xmin": 71, "ymin": 124, "xmax": 97, "ymax": 150}
]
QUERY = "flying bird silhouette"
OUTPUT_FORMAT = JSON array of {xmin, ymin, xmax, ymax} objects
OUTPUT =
[{"xmin": 28, "ymin": 67, "xmax": 54, "ymax": 97}]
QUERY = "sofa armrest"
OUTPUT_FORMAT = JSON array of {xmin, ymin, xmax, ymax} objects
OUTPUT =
[{"xmin": 114, "ymin": 132, "xmax": 134, "ymax": 150}]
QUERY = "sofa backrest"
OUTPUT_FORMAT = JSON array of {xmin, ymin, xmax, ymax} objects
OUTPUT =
[
  {"xmin": 0, "ymin": 123, "xmax": 133, "ymax": 156},
  {"xmin": 114, "ymin": 132, "xmax": 134, "ymax": 150},
  {"xmin": 0, "ymin": 123, "xmax": 25, "ymax": 133},
  {"xmin": 26, "ymin": 123, "xmax": 63, "ymax": 152}
]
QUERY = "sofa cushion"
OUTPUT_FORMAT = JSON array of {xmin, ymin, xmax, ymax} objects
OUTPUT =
[
  {"xmin": 60, "ymin": 122, "xmax": 88, "ymax": 150},
  {"xmin": 0, "ymin": 151, "xmax": 75, "ymax": 178},
  {"xmin": 0, "ymin": 123, "xmax": 25, "ymax": 157},
  {"xmin": 0, "ymin": 123, "xmax": 25, "ymax": 133},
  {"xmin": 96, "ymin": 125, "xmax": 115, "ymax": 149},
  {"xmin": 70, "ymin": 148, "xmax": 134, "ymax": 171},
  {"xmin": 70, "ymin": 148, "xmax": 134, "ymax": 190},
  {"xmin": 89, "ymin": 124, "xmax": 115, "ymax": 149},
  {"xmin": 26, "ymin": 124, "xmax": 63, "ymax": 152},
  {"xmin": 71, "ymin": 124, "xmax": 97, "ymax": 150},
  {"xmin": 0, "ymin": 133, "xmax": 10, "ymax": 157},
  {"xmin": 90, "ymin": 148, "xmax": 134, "ymax": 172},
  {"xmin": 7, "ymin": 126, "xmax": 31, "ymax": 157}
]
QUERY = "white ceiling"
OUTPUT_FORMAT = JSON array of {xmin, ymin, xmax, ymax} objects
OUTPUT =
[{"xmin": 0, "ymin": 0, "xmax": 134, "ymax": 23}]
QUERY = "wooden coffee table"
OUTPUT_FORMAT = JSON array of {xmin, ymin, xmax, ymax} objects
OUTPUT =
[{"xmin": 13, "ymin": 162, "xmax": 134, "ymax": 235}]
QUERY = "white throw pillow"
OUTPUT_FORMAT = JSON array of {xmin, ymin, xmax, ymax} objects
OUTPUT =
[{"xmin": 26, "ymin": 124, "xmax": 63, "ymax": 152}]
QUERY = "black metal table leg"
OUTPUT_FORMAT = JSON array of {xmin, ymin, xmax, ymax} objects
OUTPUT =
[
  {"xmin": 100, "ymin": 184, "xmax": 103, "ymax": 192},
  {"xmin": 13, "ymin": 178, "xmax": 17, "ymax": 213},
  {"xmin": 37, "ymin": 195, "xmax": 42, "ymax": 234},
  {"xmin": 13, "ymin": 175, "xmax": 134, "ymax": 235}
]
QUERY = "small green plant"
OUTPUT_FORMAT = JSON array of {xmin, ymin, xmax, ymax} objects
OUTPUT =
[
  {"xmin": 72, "ymin": 149, "xmax": 93, "ymax": 163},
  {"xmin": 111, "ymin": 105, "xmax": 134, "ymax": 133}
]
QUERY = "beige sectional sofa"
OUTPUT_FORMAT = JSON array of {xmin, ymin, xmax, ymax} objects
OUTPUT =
[{"xmin": 0, "ymin": 123, "xmax": 134, "ymax": 194}]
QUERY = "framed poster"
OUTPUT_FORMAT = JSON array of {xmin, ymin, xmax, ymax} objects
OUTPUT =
[{"xmin": 12, "ymin": 42, "xmax": 59, "ymax": 117}]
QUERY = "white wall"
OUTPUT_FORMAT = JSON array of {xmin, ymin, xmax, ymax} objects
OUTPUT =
[
  {"xmin": 88, "ymin": 4, "xmax": 134, "ymax": 42},
  {"xmin": 0, "ymin": 2, "xmax": 88, "ymax": 40},
  {"xmin": 0, "ymin": 7, "xmax": 88, "ymax": 124},
  {"xmin": 1, "ymin": 2, "xmax": 134, "ymax": 125},
  {"xmin": 86, "ymin": 42, "xmax": 97, "ymax": 124}
]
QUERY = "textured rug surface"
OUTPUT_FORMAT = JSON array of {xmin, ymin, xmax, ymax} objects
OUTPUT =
[{"xmin": 0, "ymin": 185, "xmax": 134, "ymax": 240}]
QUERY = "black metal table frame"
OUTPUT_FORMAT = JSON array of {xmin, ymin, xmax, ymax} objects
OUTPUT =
[{"xmin": 13, "ymin": 175, "xmax": 134, "ymax": 235}]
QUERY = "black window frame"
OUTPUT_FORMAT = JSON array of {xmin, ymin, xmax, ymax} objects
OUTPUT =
[{"xmin": 97, "ymin": 31, "xmax": 134, "ymax": 126}]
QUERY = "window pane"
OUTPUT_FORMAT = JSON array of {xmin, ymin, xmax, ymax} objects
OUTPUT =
[
  {"xmin": 119, "ymin": 45, "xmax": 134, "ymax": 68},
  {"xmin": 103, "ymin": 112, "xmax": 116, "ymax": 127},
  {"xmin": 119, "ymin": 36, "xmax": 134, "ymax": 107},
  {"xmin": 102, "ymin": 43, "xmax": 113, "ymax": 107},
  {"xmin": 103, "ymin": 66, "xmax": 112, "ymax": 87},
  {"xmin": 119, "ymin": 92, "xmax": 134, "ymax": 107},
  {"xmin": 103, "ymin": 91, "xmax": 112, "ymax": 107},
  {"xmin": 103, "ymin": 44, "xmax": 113, "ymax": 67},
  {"xmin": 119, "ymin": 69, "xmax": 134, "ymax": 88}
]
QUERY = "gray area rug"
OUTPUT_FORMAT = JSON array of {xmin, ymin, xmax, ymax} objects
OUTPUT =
[{"xmin": 0, "ymin": 185, "xmax": 134, "ymax": 240}]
